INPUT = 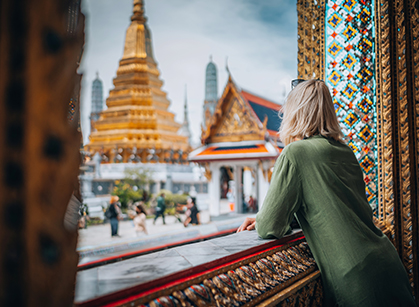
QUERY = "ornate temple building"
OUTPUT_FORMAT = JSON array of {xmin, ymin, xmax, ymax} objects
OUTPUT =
[
  {"xmin": 190, "ymin": 74, "xmax": 283, "ymax": 216},
  {"xmin": 80, "ymin": 0, "xmax": 203, "ymax": 208},
  {"xmin": 2, "ymin": 0, "xmax": 419, "ymax": 305},
  {"xmin": 177, "ymin": 86, "xmax": 192, "ymax": 145},
  {"xmin": 84, "ymin": 0, "xmax": 190, "ymax": 164},
  {"xmin": 202, "ymin": 58, "xmax": 218, "ymax": 130},
  {"xmin": 89, "ymin": 72, "xmax": 104, "ymax": 133}
]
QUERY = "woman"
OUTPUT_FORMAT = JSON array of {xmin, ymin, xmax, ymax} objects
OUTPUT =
[
  {"xmin": 133, "ymin": 202, "xmax": 148, "ymax": 236},
  {"xmin": 184, "ymin": 197, "xmax": 200, "ymax": 227},
  {"xmin": 237, "ymin": 80, "xmax": 416, "ymax": 306}
]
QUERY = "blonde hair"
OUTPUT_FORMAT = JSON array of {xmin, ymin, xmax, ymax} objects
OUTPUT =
[{"xmin": 279, "ymin": 79, "xmax": 343, "ymax": 146}]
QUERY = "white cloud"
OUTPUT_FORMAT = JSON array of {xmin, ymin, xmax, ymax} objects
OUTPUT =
[{"xmin": 80, "ymin": 0, "xmax": 297, "ymax": 145}]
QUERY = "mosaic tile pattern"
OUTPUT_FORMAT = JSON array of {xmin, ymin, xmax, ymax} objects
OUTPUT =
[
  {"xmin": 325, "ymin": 0, "xmax": 377, "ymax": 210},
  {"xmin": 68, "ymin": 98, "xmax": 76, "ymax": 121}
]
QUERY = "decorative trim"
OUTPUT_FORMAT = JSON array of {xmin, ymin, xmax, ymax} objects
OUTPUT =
[
  {"xmin": 257, "ymin": 271, "xmax": 322, "ymax": 307},
  {"xmin": 143, "ymin": 241, "xmax": 321, "ymax": 307},
  {"xmin": 375, "ymin": 0, "xmax": 395, "ymax": 234},
  {"xmin": 296, "ymin": 0, "xmax": 326, "ymax": 80}
]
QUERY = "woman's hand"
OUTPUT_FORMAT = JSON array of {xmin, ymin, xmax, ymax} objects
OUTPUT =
[{"xmin": 237, "ymin": 217, "xmax": 256, "ymax": 233}]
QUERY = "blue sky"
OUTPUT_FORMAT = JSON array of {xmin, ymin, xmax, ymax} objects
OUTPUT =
[{"xmin": 79, "ymin": 0, "xmax": 297, "ymax": 145}]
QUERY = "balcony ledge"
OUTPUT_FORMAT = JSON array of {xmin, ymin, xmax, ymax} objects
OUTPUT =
[{"xmin": 74, "ymin": 229, "xmax": 322, "ymax": 307}]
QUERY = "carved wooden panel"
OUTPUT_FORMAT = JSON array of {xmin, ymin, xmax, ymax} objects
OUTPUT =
[
  {"xmin": 212, "ymin": 97, "xmax": 261, "ymax": 143},
  {"xmin": 0, "ymin": 0, "xmax": 84, "ymax": 305},
  {"xmin": 375, "ymin": 0, "xmax": 395, "ymax": 237},
  {"xmin": 374, "ymin": 0, "xmax": 419, "ymax": 298},
  {"xmin": 296, "ymin": 0, "xmax": 326, "ymax": 80}
]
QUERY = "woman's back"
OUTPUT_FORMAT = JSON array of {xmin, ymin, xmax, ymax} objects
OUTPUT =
[{"xmin": 256, "ymin": 135, "xmax": 415, "ymax": 306}]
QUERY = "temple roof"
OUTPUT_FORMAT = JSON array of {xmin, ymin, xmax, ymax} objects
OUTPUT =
[
  {"xmin": 200, "ymin": 75, "xmax": 283, "ymax": 145},
  {"xmin": 189, "ymin": 140, "xmax": 282, "ymax": 162},
  {"xmin": 241, "ymin": 90, "xmax": 282, "ymax": 138}
]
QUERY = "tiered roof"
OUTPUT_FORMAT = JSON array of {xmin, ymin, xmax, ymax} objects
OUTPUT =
[
  {"xmin": 190, "ymin": 76, "xmax": 283, "ymax": 162},
  {"xmin": 85, "ymin": 0, "xmax": 189, "ymax": 163}
]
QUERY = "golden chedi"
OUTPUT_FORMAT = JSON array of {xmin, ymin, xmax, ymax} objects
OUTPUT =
[{"xmin": 85, "ymin": 0, "xmax": 190, "ymax": 164}]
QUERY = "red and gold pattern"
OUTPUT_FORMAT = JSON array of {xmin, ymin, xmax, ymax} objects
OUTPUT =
[{"xmin": 142, "ymin": 242, "xmax": 321, "ymax": 307}]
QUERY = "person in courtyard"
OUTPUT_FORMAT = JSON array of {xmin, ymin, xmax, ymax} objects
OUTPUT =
[
  {"xmin": 133, "ymin": 202, "xmax": 148, "ymax": 236},
  {"xmin": 108, "ymin": 195, "xmax": 121, "ymax": 237},
  {"xmin": 237, "ymin": 79, "xmax": 416, "ymax": 306},
  {"xmin": 247, "ymin": 195, "xmax": 257, "ymax": 212},
  {"xmin": 153, "ymin": 193, "xmax": 166, "ymax": 225},
  {"xmin": 184, "ymin": 197, "xmax": 200, "ymax": 227}
]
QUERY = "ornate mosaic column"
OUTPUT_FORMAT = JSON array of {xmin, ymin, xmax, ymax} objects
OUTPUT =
[
  {"xmin": 375, "ymin": 0, "xmax": 419, "ymax": 299},
  {"xmin": 324, "ymin": 0, "xmax": 378, "ymax": 210},
  {"xmin": 297, "ymin": 0, "xmax": 419, "ymax": 301}
]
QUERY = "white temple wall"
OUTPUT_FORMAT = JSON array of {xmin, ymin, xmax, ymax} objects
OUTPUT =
[
  {"xmin": 257, "ymin": 164, "xmax": 270, "ymax": 210},
  {"xmin": 233, "ymin": 166, "xmax": 243, "ymax": 213},
  {"xmin": 208, "ymin": 165, "xmax": 221, "ymax": 216},
  {"xmin": 243, "ymin": 169, "xmax": 253, "ymax": 200}
]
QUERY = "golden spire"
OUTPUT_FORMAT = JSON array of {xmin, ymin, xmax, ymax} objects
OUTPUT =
[
  {"xmin": 131, "ymin": 0, "xmax": 146, "ymax": 23},
  {"xmin": 122, "ymin": 0, "xmax": 147, "ymax": 59},
  {"xmin": 85, "ymin": 0, "xmax": 189, "ymax": 163}
]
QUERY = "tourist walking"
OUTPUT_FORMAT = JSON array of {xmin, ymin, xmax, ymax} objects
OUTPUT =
[
  {"xmin": 237, "ymin": 79, "xmax": 416, "ymax": 306},
  {"xmin": 107, "ymin": 195, "xmax": 121, "ymax": 237},
  {"xmin": 153, "ymin": 193, "xmax": 166, "ymax": 225},
  {"xmin": 133, "ymin": 202, "xmax": 148, "ymax": 236}
]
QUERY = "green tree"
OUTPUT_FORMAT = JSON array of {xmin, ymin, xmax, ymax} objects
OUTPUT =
[
  {"xmin": 112, "ymin": 167, "xmax": 153, "ymax": 208},
  {"xmin": 112, "ymin": 182, "xmax": 143, "ymax": 209},
  {"xmin": 124, "ymin": 167, "xmax": 153, "ymax": 189}
]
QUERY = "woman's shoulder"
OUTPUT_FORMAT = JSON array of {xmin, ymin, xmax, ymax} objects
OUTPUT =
[
  {"xmin": 281, "ymin": 136, "xmax": 351, "ymax": 164},
  {"xmin": 280, "ymin": 139, "xmax": 312, "ymax": 160}
]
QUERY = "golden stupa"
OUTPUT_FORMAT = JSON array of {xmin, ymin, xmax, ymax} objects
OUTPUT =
[{"xmin": 85, "ymin": 0, "xmax": 190, "ymax": 163}]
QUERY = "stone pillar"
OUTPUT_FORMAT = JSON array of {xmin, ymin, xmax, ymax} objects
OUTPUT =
[
  {"xmin": 166, "ymin": 174, "xmax": 173, "ymax": 193},
  {"xmin": 234, "ymin": 166, "xmax": 243, "ymax": 213},
  {"xmin": 209, "ymin": 165, "xmax": 220, "ymax": 216},
  {"xmin": 93, "ymin": 152, "xmax": 101, "ymax": 178},
  {"xmin": 258, "ymin": 163, "xmax": 269, "ymax": 210},
  {"xmin": 243, "ymin": 167, "xmax": 253, "ymax": 199},
  {"xmin": 80, "ymin": 173, "xmax": 95, "ymax": 199}
]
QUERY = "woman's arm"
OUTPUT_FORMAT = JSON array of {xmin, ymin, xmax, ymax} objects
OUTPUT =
[
  {"xmin": 256, "ymin": 154, "xmax": 302, "ymax": 239},
  {"xmin": 237, "ymin": 217, "xmax": 256, "ymax": 232}
]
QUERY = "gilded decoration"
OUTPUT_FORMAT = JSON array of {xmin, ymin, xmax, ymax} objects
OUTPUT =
[
  {"xmin": 374, "ymin": 0, "xmax": 419, "ymax": 291},
  {"xmin": 296, "ymin": 0, "xmax": 325, "ymax": 80},
  {"xmin": 85, "ymin": 0, "xmax": 190, "ymax": 163},
  {"xmin": 324, "ymin": 0, "xmax": 378, "ymax": 210},
  {"xmin": 135, "ymin": 241, "xmax": 322, "ymax": 307},
  {"xmin": 380, "ymin": 1, "xmax": 419, "ymax": 297},
  {"xmin": 202, "ymin": 76, "xmax": 267, "ymax": 144},
  {"xmin": 299, "ymin": 0, "xmax": 419, "ymax": 298},
  {"xmin": 213, "ymin": 98, "xmax": 261, "ymax": 142},
  {"xmin": 374, "ymin": 0, "xmax": 394, "ymax": 236}
]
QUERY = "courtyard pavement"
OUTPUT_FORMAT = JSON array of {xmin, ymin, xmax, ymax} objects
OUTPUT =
[{"xmin": 77, "ymin": 211, "xmax": 253, "ymax": 264}]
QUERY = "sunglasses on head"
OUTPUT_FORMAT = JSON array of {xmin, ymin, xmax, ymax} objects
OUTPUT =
[{"xmin": 291, "ymin": 79, "xmax": 324, "ymax": 90}]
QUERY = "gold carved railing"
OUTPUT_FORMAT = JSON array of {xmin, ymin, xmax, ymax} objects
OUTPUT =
[{"xmin": 74, "ymin": 231, "xmax": 323, "ymax": 307}]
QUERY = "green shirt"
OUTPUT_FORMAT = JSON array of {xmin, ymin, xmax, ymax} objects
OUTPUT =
[
  {"xmin": 157, "ymin": 196, "xmax": 166, "ymax": 210},
  {"xmin": 256, "ymin": 135, "xmax": 415, "ymax": 306}
]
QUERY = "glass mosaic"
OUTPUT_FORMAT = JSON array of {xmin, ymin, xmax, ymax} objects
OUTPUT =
[
  {"xmin": 68, "ymin": 98, "xmax": 76, "ymax": 121},
  {"xmin": 325, "ymin": 0, "xmax": 377, "ymax": 210}
]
